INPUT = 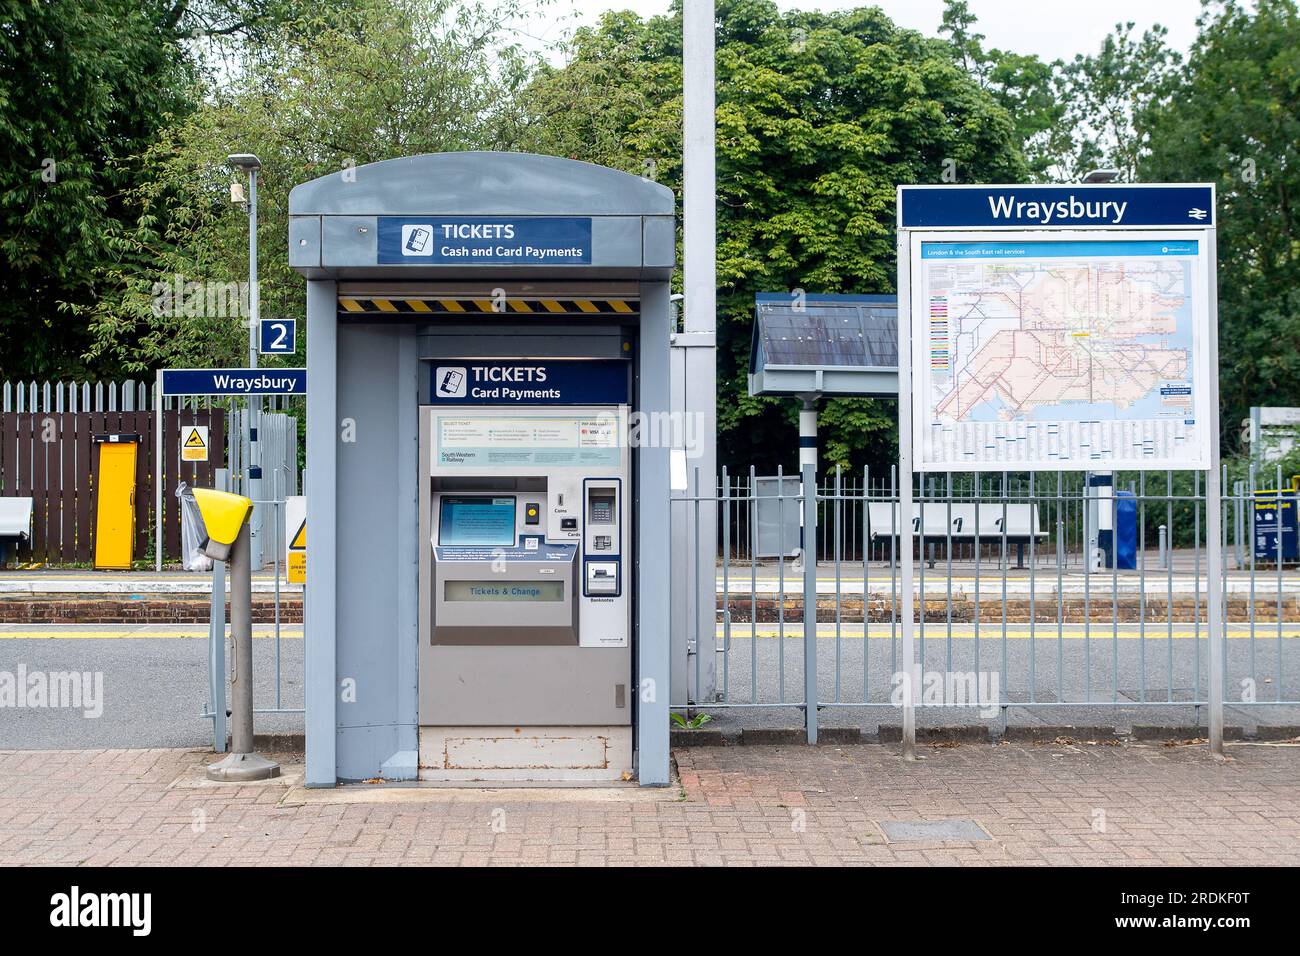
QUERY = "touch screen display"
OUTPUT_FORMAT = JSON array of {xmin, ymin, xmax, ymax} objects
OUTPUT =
[{"xmin": 438, "ymin": 496, "xmax": 516, "ymax": 546}]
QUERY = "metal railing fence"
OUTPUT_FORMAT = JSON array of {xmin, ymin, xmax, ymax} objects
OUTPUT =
[{"xmin": 676, "ymin": 463, "xmax": 1300, "ymax": 734}]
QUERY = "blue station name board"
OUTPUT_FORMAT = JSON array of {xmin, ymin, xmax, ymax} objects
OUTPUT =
[
  {"xmin": 378, "ymin": 216, "xmax": 592, "ymax": 265},
  {"xmin": 899, "ymin": 184, "xmax": 1215, "ymax": 229},
  {"xmin": 161, "ymin": 368, "xmax": 306, "ymax": 396},
  {"xmin": 429, "ymin": 359, "xmax": 628, "ymax": 405}
]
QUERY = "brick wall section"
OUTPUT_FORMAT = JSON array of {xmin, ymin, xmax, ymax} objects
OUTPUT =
[
  {"xmin": 3, "ymin": 592, "xmax": 1295, "ymax": 624},
  {"xmin": 726, "ymin": 595, "xmax": 1300, "ymax": 623},
  {"xmin": 0, "ymin": 596, "xmax": 301, "ymax": 624}
]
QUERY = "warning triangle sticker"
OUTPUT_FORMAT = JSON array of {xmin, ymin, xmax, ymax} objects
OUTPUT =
[
  {"xmin": 184, "ymin": 429, "xmax": 206, "ymax": 448},
  {"xmin": 290, "ymin": 519, "xmax": 306, "ymax": 550}
]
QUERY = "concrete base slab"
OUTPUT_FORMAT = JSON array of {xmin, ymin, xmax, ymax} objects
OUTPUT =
[{"xmin": 418, "ymin": 725, "xmax": 633, "ymax": 783}]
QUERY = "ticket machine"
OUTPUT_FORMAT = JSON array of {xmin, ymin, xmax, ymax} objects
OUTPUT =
[
  {"xmin": 288, "ymin": 152, "xmax": 675, "ymax": 786},
  {"xmin": 419, "ymin": 396, "xmax": 633, "ymax": 779}
]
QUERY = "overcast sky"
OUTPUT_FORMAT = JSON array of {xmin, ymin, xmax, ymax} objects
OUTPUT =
[{"xmin": 512, "ymin": 0, "xmax": 1203, "ymax": 62}]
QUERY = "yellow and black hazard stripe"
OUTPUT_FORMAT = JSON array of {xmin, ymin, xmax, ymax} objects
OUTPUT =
[{"xmin": 337, "ymin": 295, "xmax": 638, "ymax": 318}]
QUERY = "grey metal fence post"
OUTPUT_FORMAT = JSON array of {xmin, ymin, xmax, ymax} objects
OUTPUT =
[{"xmin": 802, "ymin": 462, "xmax": 818, "ymax": 744}]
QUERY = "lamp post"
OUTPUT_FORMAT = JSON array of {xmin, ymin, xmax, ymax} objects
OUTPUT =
[{"xmin": 228, "ymin": 153, "xmax": 264, "ymax": 570}]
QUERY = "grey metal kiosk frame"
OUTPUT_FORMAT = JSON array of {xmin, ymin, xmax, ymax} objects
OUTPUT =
[{"xmin": 289, "ymin": 153, "xmax": 676, "ymax": 787}]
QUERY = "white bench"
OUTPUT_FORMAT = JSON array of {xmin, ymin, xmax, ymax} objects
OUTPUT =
[
  {"xmin": 867, "ymin": 501, "xmax": 1045, "ymax": 568},
  {"xmin": 0, "ymin": 497, "xmax": 33, "ymax": 568}
]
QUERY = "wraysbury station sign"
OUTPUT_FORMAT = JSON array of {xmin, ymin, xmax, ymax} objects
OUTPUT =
[
  {"xmin": 160, "ymin": 368, "xmax": 306, "ymax": 396},
  {"xmin": 894, "ymin": 180, "xmax": 1230, "ymax": 758},
  {"xmin": 899, "ymin": 184, "xmax": 1215, "ymax": 229}
]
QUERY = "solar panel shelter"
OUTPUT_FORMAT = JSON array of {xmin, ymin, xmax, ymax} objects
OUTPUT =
[
  {"xmin": 748, "ymin": 293, "xmax": 900, "ymax": 399},
  {"xmin": 745, "ymin": 293, "xmax": 901, "ymax": 744}
]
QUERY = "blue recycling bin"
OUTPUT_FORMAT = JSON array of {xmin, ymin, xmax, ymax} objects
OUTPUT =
[{"xmin": 1114, "ymin": 490, "xmax": 1137, "ymax": 570}]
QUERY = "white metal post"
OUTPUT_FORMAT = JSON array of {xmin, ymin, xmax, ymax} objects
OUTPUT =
[
  {"xmin": 897, "ymin": 226, "xmax": 916, "ymax": 760},
  {"xmin": 682, "ymin": 0, "xmax": 720, "ymax": 707},
  {"xmin": 802, "ymin": 462, "xmax": 818, "ymax": 744},
  {"xmin": 1206, "ymin": 228, "xmax": 1225, "ymax": 756},
  {"xmin": 683, "ymin": 0, "xmax": 716, "ymax": 338}
]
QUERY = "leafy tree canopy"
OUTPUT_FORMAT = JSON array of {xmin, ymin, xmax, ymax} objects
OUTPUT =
[
  {"xmin": 82, "ymin": 0, "xmax": 538, "ymax": 373},
  {"xmin": 524, "ymin": 0, "xmax": 1028, "ymax": 473},
  {"xmin": 0, "ymin": 0, "xmax": 193, "ymax": 378},
  {"xmin": 1142, "ymin": 0, "xmax": 1300, "ymax": 450}
]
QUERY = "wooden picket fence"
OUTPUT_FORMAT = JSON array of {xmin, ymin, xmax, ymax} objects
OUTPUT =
[{"xmin": 0, "ymin": 384, "xmax": 226, "ymax": 564}]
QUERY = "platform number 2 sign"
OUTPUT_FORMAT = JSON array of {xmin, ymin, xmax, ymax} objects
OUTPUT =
[{"xmin": 259, "ymin": 318, "xmax": 296, "ymax": 355}]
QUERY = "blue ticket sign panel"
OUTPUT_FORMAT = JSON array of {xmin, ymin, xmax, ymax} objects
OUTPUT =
[
  {"xmin": 429, "ymin": 359, "xmax": 628, "ymax": 406},
  {"xmin": 378, "ymin": 216, "xmax": 592, "ymax": 265},
  {"xmin": 259, "ymin": 318, "xmax": 296, "ymax": 355},
  {"xmin": 899, "ymin": 184, "xmax": 1215, "ymax": 229},
  {"xmin": 161, "ymin": 368, "xmax": 306, "ymax": 396}
]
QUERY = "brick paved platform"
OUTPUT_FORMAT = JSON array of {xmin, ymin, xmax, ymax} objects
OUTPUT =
[{"xmin": 1, "ymin": 742, "xmax": 1297, "ymax": 866}]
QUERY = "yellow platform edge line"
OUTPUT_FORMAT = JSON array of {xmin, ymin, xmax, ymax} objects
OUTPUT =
[
  {"xmin": 0, "ymin": 630, "xmax": 303, "ymax": 639},
  {"xmin": 1, "ymin": 629, "xmax": 1295, "ymax": 640}
]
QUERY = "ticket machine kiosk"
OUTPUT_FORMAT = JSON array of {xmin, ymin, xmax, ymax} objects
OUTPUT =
[
  {"xmin": 420, "ymin": 397, "xmax": 633, "ymax": 779},
  {"xmin": 289, "ymin": 153, "xmax": 674, "ymax": 786}
]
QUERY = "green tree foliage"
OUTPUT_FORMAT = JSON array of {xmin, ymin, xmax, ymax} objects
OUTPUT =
[
  {"xmin": 525, "ymin": 0, "xmax": 1027, "ymax": 473},
  {"xmin": 0, "ymin": 0, "xmax": 356, "ymax": 380},
  {"xmin": 83, "ymin": 0, "xmax": 538, "ymax": 373},
  {"xmin": 1056, "ymin": 21, "xmax": 1183, "ymax": 182},
  {"xmin": 0, "ymin": 0, "xmax": 193, "ymax": 379},
  {"xmin": 1141, "ymin": 0, "xmax": 1300, "ymax": 451},
  {"xmin": 937, "ymin": 0, "xmax": 1065, "ymax": 181}
]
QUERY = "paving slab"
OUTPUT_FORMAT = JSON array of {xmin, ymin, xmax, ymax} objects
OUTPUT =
[{"xmin": 1, "ymin": 741, "xmax": 1296, "ymax": 866}]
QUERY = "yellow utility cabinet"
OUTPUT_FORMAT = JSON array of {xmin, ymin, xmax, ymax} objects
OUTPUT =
[{"xmin": 93, "ymin": 434, "xmax": 141, "ymax": 570}]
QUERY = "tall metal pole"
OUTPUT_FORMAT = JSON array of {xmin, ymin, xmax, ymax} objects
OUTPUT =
[
  {"xmin": 683, "ymin": 0, "xmax": 716, "ymax": 337},
  {"xmin": 248, "ymin": 166, "xmax": 259, "ymax": 373},
  {"xmin": 682, "ymin": 0, "xmax": 720, "ymax": 705},
  {"xmin": 1206, "ymin": 228, "xmax": 1225, "ymax": 756},
  {"xmin": 897, "ymin": 226, "xmax": 917, "ymax": 760},
  {"xmin": 207, "ymin": 520, "xmax": 279, "ymax": 780},
  {"xmin": 247, "ymin": 167, "xmax": 264, "ymax": 570}
]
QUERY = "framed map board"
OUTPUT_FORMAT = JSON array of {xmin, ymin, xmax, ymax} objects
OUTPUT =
[
  {"xmin": 897, "ymin": 185, "xmax": 1216, "ymax": 473},
  {"xmin": 909, "ymin": 231, "xmax": 1212, "ymax": 471}
]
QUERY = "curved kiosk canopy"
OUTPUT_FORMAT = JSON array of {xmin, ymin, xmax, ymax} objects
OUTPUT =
[{"xmin": 289, "ymin": 153, "xmax": 675, "ymax": 786}]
